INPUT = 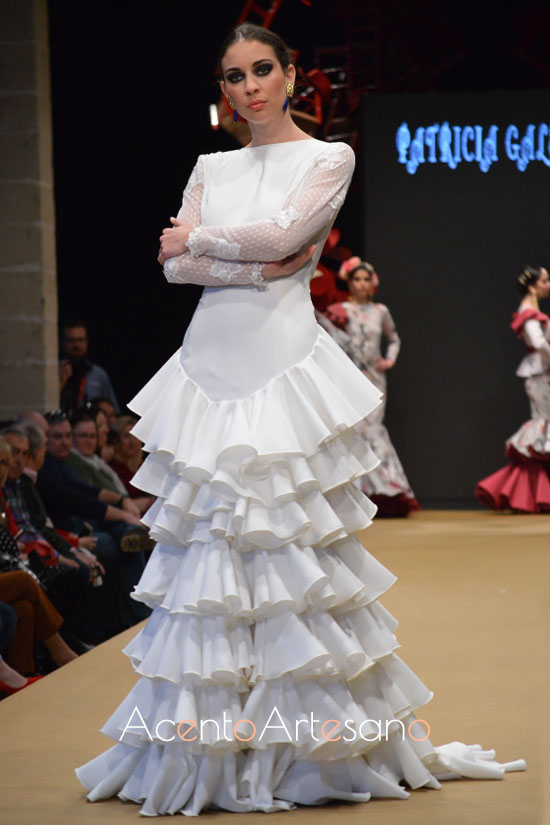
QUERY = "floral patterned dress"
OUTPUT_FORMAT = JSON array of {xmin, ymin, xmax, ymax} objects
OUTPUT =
[
  {"xmin": 476, "ymin": 307, "xmax": 550, "ymax": 512},
  {"xmin": 326, "ymin": 301, "xmax": 419, "ymax": 516}
]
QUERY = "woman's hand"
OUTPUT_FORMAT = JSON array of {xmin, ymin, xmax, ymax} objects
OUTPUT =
[
  {"xmin": 375, "ymin": 357, "xmax": 395, "ymax": 372},
  {"xmin": 158, "ymin": 218, "xmax": 193, "ymax": 264},
  {"xmin": 73, "ymin": 547, "xmax": 105, "ymax": 575},
  {"xmin": 325, "ymin": 303, "xmax": 349, "ymax": 329},
  {"xmin": 262, "ymin": 245, "xmax": 317, "ymax": 280}
]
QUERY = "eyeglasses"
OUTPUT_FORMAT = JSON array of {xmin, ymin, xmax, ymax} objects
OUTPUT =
[{"xmin": 45, "ymin": 410, "xmax": 68, "ymax": 424}]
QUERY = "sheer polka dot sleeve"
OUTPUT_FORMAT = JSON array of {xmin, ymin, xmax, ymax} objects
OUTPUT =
[
  {"xmin": 187, "ymin": 143, "xmax": 355, "ymax": 263},
  {"xmin": 163, "ymin": 155, "xmax": 266, "ymax": 288}
]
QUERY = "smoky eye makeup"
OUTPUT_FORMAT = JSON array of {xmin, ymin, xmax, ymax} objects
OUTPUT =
[
  {"xmin": 226, "ymin": 71, "xmax": 244, "ymax": 84},
  {"xmin": 254, "ymin": 61, "xmax": 273, "ymax": 76},
  {"xmin": 224, "ymin": 60, "xmax": 275, "ymax": 84}
]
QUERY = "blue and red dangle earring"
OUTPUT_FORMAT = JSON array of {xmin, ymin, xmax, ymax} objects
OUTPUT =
[
  {"xmin": 227, "ymin": 95, "xmax": 238, "ymax": 123},
  {"xmin": 283, "ymin": 81, "xmax": 294, "ymax": 112}
]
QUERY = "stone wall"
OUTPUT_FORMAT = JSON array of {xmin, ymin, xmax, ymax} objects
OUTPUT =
[{"xmin": 0, "ymin": 0, "xmax": 58, "ymax": 419}]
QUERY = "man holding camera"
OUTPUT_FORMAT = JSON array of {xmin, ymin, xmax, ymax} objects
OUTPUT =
[{"xmin": 59, "ymin": 320, "xmax": 120, "ymax": 416}]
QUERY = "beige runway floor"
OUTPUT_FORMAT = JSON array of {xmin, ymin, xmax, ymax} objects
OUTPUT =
[{"xmin": 0, "ymin": 511, "xmax": 547, "ymax": 825}]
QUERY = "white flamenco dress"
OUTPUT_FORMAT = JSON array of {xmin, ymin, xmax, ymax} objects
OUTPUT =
[{"xmin": 76, "ymin": 140, "xmax": 523, "ymax": 815}]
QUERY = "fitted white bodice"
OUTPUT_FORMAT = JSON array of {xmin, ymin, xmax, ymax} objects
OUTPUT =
[{"xmin": 180, "ymin": 141, "xmax": 335, "ymax": 401}]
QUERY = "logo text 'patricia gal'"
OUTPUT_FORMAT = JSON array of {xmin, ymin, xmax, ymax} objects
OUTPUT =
[{"xmin": 396, "ymin": 121, "xmax": 550, "ymax": 173}]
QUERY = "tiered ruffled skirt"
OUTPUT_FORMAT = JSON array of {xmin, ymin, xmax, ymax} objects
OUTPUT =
[
  {"xmin": 76, "ymin": 330, "xmax": 444, "ymax": 815},
  {"xmin": 477, "ymin": 373, "xmax": 550, "ymax": 512}
]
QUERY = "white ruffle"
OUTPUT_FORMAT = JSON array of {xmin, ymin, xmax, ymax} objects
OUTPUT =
[
  {"xmin": 76, "ymin": 326, "xmax": 525, "ymax": 815},
  {"xmin": 129, "ymin": 332, "xmax": 382, "ymax": 476},
  {"xmin": 139, "ymin": 471, "xmax": 376, "ymax": 550},
  {"xmin": 132, "ymin": 536, "xmax": 396, "ymax": 620},
  {"xmin": 76, "ymin": 741, "xmax": 411, "ymax": 816},
  {"xmin": 77, "ymin": 732, "xmax": 524, "ymax": 818},
  {"xmin": 77, "ymin": 659, "xmax": 442, "ymax": 816},
  {"xmin": 123, "ymin": 610, "xmax": 254, "ymax": 690},
  {"xmin": 431, "ymin": 742, "xmax": 527, "ymax": 781},
  {"xmin": 96, "ymin": 662, "xmax": 433, "ymax": 757},
  {"xmin": 123, "ymin": 598, "xmax": 399, "ymax": 689},
  {"xmin": 506, "ymin": 418, "xmax": 550, "ymax": 459},
  {"xmin": 128, "ymin": 333, "xmax": 381, "ymax": 551}
]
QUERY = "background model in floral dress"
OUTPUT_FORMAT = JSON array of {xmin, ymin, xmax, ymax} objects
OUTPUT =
[
  {"xmin": 326, "ymin": 258, "xmax": 419, "ymax": 517},
  {"xmin": 477, "ymin": 265, "xmax": 550, "ymax": 512}
]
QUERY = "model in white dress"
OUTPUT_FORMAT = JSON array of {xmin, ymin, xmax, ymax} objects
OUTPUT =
[{"xmin": 76, "ymin": 29, "xmax": 523, "ymax": 816}]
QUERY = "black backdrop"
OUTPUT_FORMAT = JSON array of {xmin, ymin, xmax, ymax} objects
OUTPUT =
[
  {"xmin": 361, "ymin": 90, "xmax": 550, "ymax": 503},
  {"xmin": 48, "ymin": 0, "xmax": 344, "ymax": 402},
  {"xmin": 48, "ymin": 2, "xmax": 550, "ymax": 505}
]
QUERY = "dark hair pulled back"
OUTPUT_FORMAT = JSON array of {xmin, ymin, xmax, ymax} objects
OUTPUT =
[
  {"xmin": 71, "ymin": 410, "xmax": 96, "ymax": 429},
  {"xmin": 517, "ymin": 265, "xmax": 543, "ymax": 295},
  {"xmin": 218, "ymin": 24, "xmax": 291, "ymax": 75},
  {"xmin": 349, "ymin": 261, "xmax": 375, "ymax": 279}
]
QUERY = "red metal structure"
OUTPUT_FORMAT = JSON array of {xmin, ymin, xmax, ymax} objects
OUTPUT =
[
  {"xmin": 237, "ymin": 0, "xmax": 285, "ymax": 29},
  {"xmin": 215, "ymin": 0, "xmax": 550, "ymax": 147}
]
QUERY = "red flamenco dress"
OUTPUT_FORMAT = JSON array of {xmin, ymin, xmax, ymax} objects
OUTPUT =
[{"xmin": 476, "ymin": 308, "xmax": 550, "ymax": 512}]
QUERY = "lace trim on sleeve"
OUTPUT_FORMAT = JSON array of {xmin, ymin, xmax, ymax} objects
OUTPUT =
[
  {"xmin": 163, "ymin": 256, "xmax": 186, "ymax": 282},
  {"xmin": 315, "ymin": 144, "xmax": 352, "ymax": 170},
  {"xmin": 250, "ymin": 262, "xmax": 266, "ymax": 287},
  {"xmin": 209, "ymin": 260, "xmax": 243, "ymax": 283},
  {"xmin": 271, "ymin": 204, "xmax": 301, "ymax": 229},
  {"xmin": 209, "ymin": 259, "xmax": 266, "ymax": 287},
  {"xmin": 188, "ymin": 227, "xmax": 241, "ymax": 259},
  {"xmin": 164, "ymin": 254, "xmax": 267, "ymax": 288}
]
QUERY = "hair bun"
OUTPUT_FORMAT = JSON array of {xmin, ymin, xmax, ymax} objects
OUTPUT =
[{"xmin": 517, "ymin": 265, "xmax": 543, "ymax": 295}]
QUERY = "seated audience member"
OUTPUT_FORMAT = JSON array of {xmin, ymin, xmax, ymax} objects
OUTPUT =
[
  {"xmin": 16, "ymin": 410, "xmax": 49, "ymax": 439},
  {"xmin": 110, "ymin": 415, "xmax": 150, "ymax": 500},
  {"xmin": 59, "ymin": 321, "xmax": 120, "ymax": 416},
  {"xmin": 90, "ymin": 396, "xmax": 117, "ymax": 428},
  {"xmin": 18, "ymin": 418, "xmax": 47, "ymax": 483},
  {"xmin": 17, "ymin": 422, "xmax": 100, "ymax": 564},
  {"xmin": 0, "ymin": 601, "xmax": 43, "ymax": 693},
  {"xmin": 1, "ymin": 427, "xmax": 87, "ymax": 569},
  {"xmin": 68, "ymin": 412, "xmax": 153, "ymax": 516},
  {"xmin": 0, "ymin": 570, "xmax": 78, "ymax": 675},
  {"xmin": 37, "ymin": 413, "xmax": 151, "ymax": 623},
  {"xmin": 0, "ymin": 439, "xmax": 38, "ymax": 584},
  {"xmin": 37, "ymin": 413, "xmax": 142, "ymax": 529},
  {"xmin": 1, "ymin": 429, "xmax": 97, "ymax": 649},
  {"xmin": 0, "ymin": 443, "xmax": 79, "ymax": 668},
  {"xmin": 88, "ymin": 404, "xmax": 114, "ymax": 463},
  {"xmin": 67, "ymin": 412, "xmax": 126, "ymax": 494}
]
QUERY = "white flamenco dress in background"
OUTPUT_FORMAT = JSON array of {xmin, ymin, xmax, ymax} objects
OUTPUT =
[{"xmin": 76, "ymin": 139, "xmax": 523, "ymax": 815}]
